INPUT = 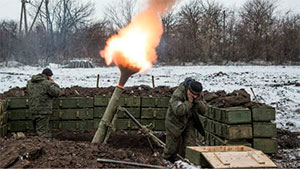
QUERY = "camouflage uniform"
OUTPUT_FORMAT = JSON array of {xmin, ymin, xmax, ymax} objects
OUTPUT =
[
  {"xmin": 27, "ymin": 74, "xmax": 60, "ymax": 138},
  {"xmin": 163, "ymin": 82, "xmax": 207, "ymax": 162}
]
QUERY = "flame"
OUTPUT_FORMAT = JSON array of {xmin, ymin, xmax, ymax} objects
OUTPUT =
[{"xmin": 100, "ymin": 0, "xmax": 178, "ymax": 73}]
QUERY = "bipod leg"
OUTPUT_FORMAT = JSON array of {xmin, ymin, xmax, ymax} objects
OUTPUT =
[
  {"xmin": 103, "ymin": 111, "xmax": 118, "ymax": 144},
  {"xmin": 146, "ymin": 136, "xmax": 155, "ymax": 154}
]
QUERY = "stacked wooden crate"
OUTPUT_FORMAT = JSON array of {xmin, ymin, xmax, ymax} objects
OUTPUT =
[
  {"xmin": 140, "ymin": 97, "xmax": 169, "ymax": 131},
  {"xmin": 3, "ymin": 96, "xmax": 277, "ymax": 154},
  {"xmin": 198, "ymin": 104, "xmax": 277, "ymax": 154},
  {"xmin": 93, "ymin": 96, "xmax": 168, "ymax": 131},
  {"xmin": 0, "ymin": 100, "xmax": 8, "ymax": 137},
  {"xmin": 51, "ymin": 97, "xmax": 94, "ymax": 130},
  {"xmin": 5, "ymin": 97, "xmax": 33, "ymax": 132},
  {"xmin": 93, "ymin": 96, "xmax": 141, "ymax": 130},
  {"xmin": 251, "ymin": 104, "xmax": 277, "ymax": 153}
]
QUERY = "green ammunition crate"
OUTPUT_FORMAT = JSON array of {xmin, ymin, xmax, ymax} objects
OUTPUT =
[
  {"xmin": 0, "ymin": 112, "xmax": 8, "ymax": 125},
  {"xmin": 93, "ymin": 118, "xmax": 101, "ymax": 129},
  {"xmin": 205, "ymin": 131, "xmax": 210, "ymax": 145},
  {"xmin": 206, "ymin": 119, "xmax": 214, "ymax": 133},
  {"xmin": 117, "ymin": 108, "xmax": 140, "ymax": 119},
  {"xmin": 253, "ymin": 122, "xmax": 276, "ymax": 137},
  {"xmin": 141, "ymin": 97, "xmax": 170, "ymax": 108},
  {"xmin": 119, "ymin": 97, "xmax": 141, "ymax": 107},
  {"xmin": 51, "ymin": 108, "xmax": 93, "ymax": 120},
  {"xmin": 198, "ymin": 114, "xmax": 208, "ymax": 130},
  {"xmin": 253, "ymin": 138, "xmax": 277, "ymax": 154},
  {"xmin": 8, "ymin": 120, "xmax": 34, "ymax": 132},
  {"xmin": 94, "ymin": 107, "xmax": 106, "ymax": 118},
  {"xmin": 141, "ymin": 108, "xmax": 167, "ymax": 119},
  {"xmin": 94, "ymin": 96, "xmax": 110, "ymax": 107},
  {"xmin": 8, "ymin": 109, "xmax": 32, "ymax": 120},
  {"xmin": 115, "ymin": 119, "xmax": 139, "ymax": 130},
  {"xmin": 186, "ymin": 146, "xmax": 209, "ymax": 166},
  {"xmin": 219, "ymin": 107, "xmax": 251, "ymax": 124},
  {"xmin": 51, "ymin": 120, "xmax": 94, "ymax": 130},
  {"xmin": 140, "ymin": 119, "xmax": 165, "ymax": 131},
  {"xmin": 210, "ymin": 132, "xmax": 252, "ymax": 147},
  {"xmin": 0, "ymin": 124, "xmax": 8, "ymax": 137},
  {"xmin": 251, "ymin": 105, "xmax": 276, "ymax": 121},
  {"xmin": 213, "ymin": 121, "xmax": 252, "ymax": 140},
  {"xmin": 0, "ymin": 101, "xmax": 4, "ymax": 115},
  {"xmin": 53, "ymin": 97, "xmax": 94, "ymax": 108},
  {"xmin": 6, "ymin": 97, "xmax": 29, "ymax": 109}
]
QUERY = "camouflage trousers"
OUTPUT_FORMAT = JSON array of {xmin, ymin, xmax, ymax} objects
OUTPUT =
[
  {"xmin": 32, "ymin": 114, "xmax": 51, "ymax": 138},
  {"xmin": 163, "ymin": 122, "xmax": 196, "ymax": 162}
]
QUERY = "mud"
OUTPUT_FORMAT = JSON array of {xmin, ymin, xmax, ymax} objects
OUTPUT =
[
  {"xmin": 0, "ymin": 129, "xmax": 299, "ymax": 168},
  {"xmin": 0, "ymin": 130, "xmax": 167, "ymax": 168}
]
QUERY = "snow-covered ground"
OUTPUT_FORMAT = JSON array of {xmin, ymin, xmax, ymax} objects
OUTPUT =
[{"xmin": 0, "ymin": 64, "xmax": 299, "ymax": 131}]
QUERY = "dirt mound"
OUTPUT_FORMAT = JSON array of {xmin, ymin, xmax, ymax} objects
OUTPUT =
[
  {"xmin": 1, "ymin": 86, "xmax": 257, "ymax": 108},
  {"xmin": 0, "ymin": 130, "xmax": 167, "ymax": 168},
  {"xmin": 277, "ymin": 128, "xmax": 300, "ymax": 149}
]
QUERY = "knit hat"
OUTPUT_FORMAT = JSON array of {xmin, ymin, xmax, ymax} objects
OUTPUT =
[
  {"xmin": 42, "ymin": 68, "xmax": 53, "ymax": 76},
  {"xmin": 189, "ymin": 81, "xmax": 203, "ymax": 95}
]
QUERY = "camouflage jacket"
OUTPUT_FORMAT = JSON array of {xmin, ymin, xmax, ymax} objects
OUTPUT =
[
  {"xmin": 165, "ymin": 82, "xmax": 207, "ymax": 137},
  {"xmin": 27, "ymin": 74, "xmax": 61, "ymax": 114}
]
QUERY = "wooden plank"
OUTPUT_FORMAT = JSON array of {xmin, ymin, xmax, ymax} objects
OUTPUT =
[
  {"xmin": 253, "ymin": 122, "xmax": 276, "ymax": 137},
  {"xmin": 141, "ymin": 108, "xmax": 167, "ymax": 119},
  {"xmin": 6, "ymin": 97, "xmax": 29, "ymax": 109},
  {"xmin": 51, "ymin": 108, "xmax": 93, "ymax": 120},
  {"xmin": 202, "ymin": 150, "xmax": 276, "ymax": 168},
  {"xmin": 253, "ymin": 138, "xmax": 277, "ymax": 154},
  {"xmin": 251, "ymin": 105, "xmax": 275, "ymax": 121},
  {"xmin": 8, "ymin": 109, "xmax": 32, "ymax": 120},
  {"xmin": 186, "ymin": 146, "xmax": 276, "ymax": 168}
]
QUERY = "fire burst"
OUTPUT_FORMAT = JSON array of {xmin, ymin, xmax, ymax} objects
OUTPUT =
[{"xmin": 100, "ymin": 0, "xmax": 177, "ymax": 73}]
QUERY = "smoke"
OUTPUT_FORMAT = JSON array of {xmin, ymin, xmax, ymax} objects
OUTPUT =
[{"xmin": 148, "ymin": 0, "xmax": 179, "ymax": 17}]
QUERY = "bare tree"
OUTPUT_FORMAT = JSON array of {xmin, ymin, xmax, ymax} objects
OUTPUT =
[
  {"xmin": 0, "ymin": 20, "xmax": 18, "ymax": 66},
  {"xmin": 237, "ymin": 0, "xmax": 277, "ymax": 62},
  {"xmin": 104, "ymin": 0, "xmax": 138, "ymax": 31}
]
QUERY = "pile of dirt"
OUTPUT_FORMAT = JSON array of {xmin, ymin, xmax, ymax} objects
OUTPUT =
[
  {"xmin": 0, "ymin": 86, "xmax": 257, "ymax": 108},
  {"xmin": 276, "ymin": 128, "xmax": 300, "ymax": 149},
  {"xmin": 0, "ymin": 130, "xmax": 167, "ymax": 168}
]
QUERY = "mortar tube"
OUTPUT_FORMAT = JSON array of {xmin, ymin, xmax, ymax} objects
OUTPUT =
[{"xmin": 92, "ymin": 86, "xmax": 124, "ymax": 143}]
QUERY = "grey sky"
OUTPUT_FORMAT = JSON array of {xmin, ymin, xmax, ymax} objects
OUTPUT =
[{"xmin": 0, "ymin": 0, "xmax": 299, "ymax": 22}]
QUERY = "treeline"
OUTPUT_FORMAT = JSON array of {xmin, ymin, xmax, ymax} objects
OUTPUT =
[{"xmin": 0, "ymin": 0, "xmax": 299, "ymax": 66}]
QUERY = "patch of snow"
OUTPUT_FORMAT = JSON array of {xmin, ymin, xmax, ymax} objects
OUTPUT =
[{"xmin": 0, "ymin": 65, "xmax": 300, "ymax": 131}]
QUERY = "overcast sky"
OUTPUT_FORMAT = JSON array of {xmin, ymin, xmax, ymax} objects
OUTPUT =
[{"xmin": 0, "ymin": 0, "xmax": 299, "ymax": 22}]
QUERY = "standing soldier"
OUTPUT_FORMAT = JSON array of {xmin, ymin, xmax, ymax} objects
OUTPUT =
[
  {"xmin": 163, "ymin": 77, "xmax": 207, "ymax": 162},
  {"xmin": 27, "ymin": 68, "xmax": 61, "ymax": 138}
]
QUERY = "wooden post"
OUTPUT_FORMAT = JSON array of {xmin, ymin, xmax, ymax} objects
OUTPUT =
[
  {"xmin": 96, "ymin": 74, "xmax": 100, "ymax": 88},
  {"xmin": 250, "ymin": 88, "xmax": 259, "ymax": 103},
  {"xmin": 152, "ymin": 75, "xmax": 155, "ymax": 88}
]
